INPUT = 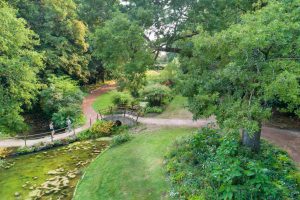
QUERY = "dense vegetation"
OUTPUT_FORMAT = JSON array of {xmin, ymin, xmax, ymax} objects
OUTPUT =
[
  {"xmin": 3, "ymin": 0, "xmax": 298, "ymax": 139},
  {"xmin": 1, "ymin": 0, "xmax": 299, "ymax": 199},
  {"xmin": 166, "ymin": 128, "xmax": 300, "ymax": 199}
]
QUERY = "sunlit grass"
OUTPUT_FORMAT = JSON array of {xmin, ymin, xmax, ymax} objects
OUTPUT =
[{"xmin": 74, "ymin": 127, "xmax": 195, "ymax": 200}]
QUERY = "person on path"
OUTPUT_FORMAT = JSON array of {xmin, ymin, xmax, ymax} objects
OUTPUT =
[
  {"xmin": 49, "ymin": 121, "xmax": 55, "ymax": 138},
  {"xmin": 66, "ymin": 117, "xmax": 72, "ymax": 132}
]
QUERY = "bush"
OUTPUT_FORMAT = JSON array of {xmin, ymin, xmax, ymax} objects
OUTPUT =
[
  {"xmin": 165, "ymin": 128, "xmax": 300, "ymax": 200},
  {"xmin": 0, "ymin": 147, "xmax": 11, "ymax": 158},
  {"xmin": 144, "ymin": 106, "xmax": 163, "ymax": 114},
  {"xmin": 142, "ymin": 84, "xmax": 172, "ymax": 107},
  {"xmin": 40, "ymin": 76, "xmax": 84, "ymax": 128},
  {"xmin": 112, "ymin": 92, "xmax": 134, "ymax": 107},
  {"xmin": 0, "ymin": 159, "xmax": 6, "ymax": 168},
  {"xmin": 111, "ymin": 133, "xmax": 132, "ymax": 147},
  {"xmin": 77, "ymin": 130, "xmax": 93, "ymax": 141},
  {"xmin": 159, "ymin": 58, "xmax": 180, "ymax": 87},
  {"xmin": 90, "ymin": 120, "xmax": 115, "ymax": 137}
]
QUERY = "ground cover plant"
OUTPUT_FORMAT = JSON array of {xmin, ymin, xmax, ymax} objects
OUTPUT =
[{"xmin": 165, "ymin": 128, "xmax": 300, "ymax": 200}]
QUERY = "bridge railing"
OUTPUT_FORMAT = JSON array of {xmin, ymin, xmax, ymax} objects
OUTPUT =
[
  {"xmin": 0, "ymin": 126, "xmax": 78, "ymax": 147},
  {"xmin": 97, "ymin": 105, "xmax": 142, "ymax": 122}
]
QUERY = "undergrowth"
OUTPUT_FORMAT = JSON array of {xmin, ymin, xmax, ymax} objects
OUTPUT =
[{"xmin": 165, "ymin": 128, "xmax": 300, "ymax": 200}]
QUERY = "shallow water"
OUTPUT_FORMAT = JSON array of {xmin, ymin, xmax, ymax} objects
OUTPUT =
[{"xmin": 0, "ymin": 140, "xmax": 108, "ymax": 200}]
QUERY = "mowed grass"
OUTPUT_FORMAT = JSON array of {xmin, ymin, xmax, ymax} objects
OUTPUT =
[
  {"xmin": 74, "ymin": 127, "xmax": 195, "ymax": 200},
  {"xmin": 158, "ymin": 95, "xmax": 192, "ymax": 119},
  {"xmin": 92, "ymin": 90, "xmax": 116, "ymax": 113}
]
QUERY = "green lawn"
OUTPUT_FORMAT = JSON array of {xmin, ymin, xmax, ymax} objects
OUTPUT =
[
  {"xmin": 74, "ymin": 127, "xmax": 195, "ymax": 200},
  {"xmin": 92, "ymin": 90, "xmax": 116, "ymax": 113},
  {"xmin": 157, "ymin": 95, "xmax": 192, "ymax": 119}
]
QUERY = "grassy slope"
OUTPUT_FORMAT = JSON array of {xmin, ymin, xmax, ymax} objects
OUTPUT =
[
  {"xmin": 74, "ymin": 127, "xmax": 195, "ymax": 200},
  {"xmin": 157, "ymin": 95, "xmax": 192, "ymax": 119},
  {"xmin": 92, "ymin": 90, "xmax": 116, "ymax": 112}
]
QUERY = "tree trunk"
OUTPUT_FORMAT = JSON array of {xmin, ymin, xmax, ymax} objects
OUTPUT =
[{"xmin": 242, "ymin": 127, "xmax": 261, "ymax": 152}]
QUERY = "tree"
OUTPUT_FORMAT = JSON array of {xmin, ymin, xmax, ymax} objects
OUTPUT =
[
  {"xmin": 0, "ymin": 2, "xmax": 43, "ymax": 134},
  {"xmin": 122, "ymin": 0, "xmax": 257, "ymax": 54},
  {"xmin": 181, "ymin": 0, "xmax": 300, "ymax": 151},
  {"xmin": 92, "ymin": 12, "xmax": 153, "ymax": 96},
  {"xmin": 40, "ymin": 76, "xmax": 84, "ymax": 127},
  {"xmin": 10, "ymin": 0, "xmax": 90, "ymax": 83},
  {"xmin": 76, "ymin": 0, "xmax": 118, "ymax": 84}
]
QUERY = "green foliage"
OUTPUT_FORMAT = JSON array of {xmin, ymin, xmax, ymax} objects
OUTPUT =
[
  {"xmin": 90, "ymin": 120, "xmax": 115, "ymax": 137},
  {"xmin": 166, "ymin": 128, "xmax": 300, "ymax": 200},
  {"xmin": 0, "ymin": 147, "xmax": 11, "ymax": 159},
  {"xmin": 0, "ymin": 2, "xmax": 43, "ymax": 134},
  {"xmin": 111, "ymin": 133, "xmax": 132, "ymax": 147},
  {"xmin": 144, "ymin": 106, "xmax": 163, "ymax": 114},
  {"xmin": 159, "ymin": 58, "xmax": 180, "ymax": 87},
  {"xmin": 0, "ymin": 159, "xmax": 6, "ymax": 168},
  {"xmin": 92, "ymin": 12, "xmax": 153, "ymax": 96},
  {"xmin": 76, "ymin": 130, "xmax": 93, "ymax": 141},
  {"xmin": 10, "ymin": 0, "xmax": 90, "ymax": 83},
  {"xmin": 142, "ymin": 84, "xmax": 172, "ymax": 107},
  {"xmin": 40, "ymin": 76, "xmax": 84, "ymax": 127},
  {"xmin": 181, "ymin": 0, "xmax": 300, "ymax": 139},
  {"xmin": 112, "ymin": 92, "xmax": 134, "ymax": 107}
]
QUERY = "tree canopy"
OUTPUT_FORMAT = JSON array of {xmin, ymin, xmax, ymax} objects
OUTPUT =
[
  {"xmin": 180, "ymin": 0, "xmax": 300, "ymax": 150},
  {"xmin": 0, "ymin": 2, "xmax": 43, "ymax": 134}
]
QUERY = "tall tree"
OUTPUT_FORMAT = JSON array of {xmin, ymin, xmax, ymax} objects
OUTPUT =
[
  {"xmin": 122, "ymin": 0, "xmax": 257, "ymax": 55},
  {"xmin": 75, "ymin": 0, "xmax": 118, "ymax": 84},
  {"xmin": 0, "ymin": 2, "xmax": 43, "ymax": 134},
  {"xmin": 10, "ymin": 0, "xmax": 90, "ymax": 83},
  {"xmin": 92, "ymin": 13, "xmax": 153, "ymax": 96},
  {"xmin": 181, "ymin": 0, "xmax": 300, "ymax": 151}
]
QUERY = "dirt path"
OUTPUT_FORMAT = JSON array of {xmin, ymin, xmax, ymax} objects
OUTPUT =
[
  {"xmin": 0, "ymin": 84, "xmax": 115, "ymax": 148},
  {"xmin": 138, "ymin": 117, "xmax": 300, "ymax": 163},
  {"xmin": 261, "ymin": 126, "xmax": 300, "ymax": 163},
  {"xmin": 81, "ymin": 84, "xmax": 116, "ymax": 128},
  {"xmin": 0, "ymin": 85, "xmax": 299, "ymax": 163}
]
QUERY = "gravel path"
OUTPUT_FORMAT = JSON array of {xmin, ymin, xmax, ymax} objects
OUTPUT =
[{"xmin": 0, "ymin": 85, "xmax": 299, "ymax": 163}]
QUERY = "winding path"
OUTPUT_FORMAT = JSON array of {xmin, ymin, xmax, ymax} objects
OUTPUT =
[{"xmin": 0, "ymin": 85, "xmax": 299, "ymax": 163}]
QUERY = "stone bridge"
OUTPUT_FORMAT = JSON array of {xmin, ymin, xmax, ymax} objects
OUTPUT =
[{"xmin": 101, "ymin": 114, "xmax": 138, "ymax": 127}]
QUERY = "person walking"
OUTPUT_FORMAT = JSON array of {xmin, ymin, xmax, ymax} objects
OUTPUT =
[
  {"xmin": 66, "ymin": 117, "xmax": 72, "ymax": 132},
  {"xmin": 49, "ymin": 121, "xmax": 55, "ymax": 140}
]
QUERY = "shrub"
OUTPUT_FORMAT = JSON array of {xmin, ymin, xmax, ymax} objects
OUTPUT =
[
  {"xmin": 111, "ymin": 133, "xmax": 132, "ymax": 147},
  {"xmin": 159, "ymin": 58, "xmax": 180, "ymax": 87},
  {"xmin": 0, "ymin": 147, "xmax": 11, "ymax": 158},
  {"xmin": 142, "ymin": 84, "xmax": 172, "ymax": 107},
  {"xmin": 77, "ymin": 130, "xmax": 93, "ymax": 141},
  {"xmin": 16, "ymin": 146, "xmax": 34, "ymax": 154},
  {"xmin": 112, "ymin": 92, "xmax": 134, "ymax": 107},
  {"xmin": 90, "ymin": 120, "xmax": 115, "ymax": 137},
  {"xmin": 0, "ymin": 159, "xmax": 6, "ymax": 168},
  {"xmin": 144, "ymin": 106, "xmax": 163, "ymax": 114},
  {"xmin": 165, "ymin": 128, "xmax": 300, "ymax": 200},
  {"xmin": 40, "ymin": 76, "xmax": 84, "ymax": 128}
]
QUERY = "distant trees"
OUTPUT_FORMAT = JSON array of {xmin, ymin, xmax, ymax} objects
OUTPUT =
[{"xmin": 0, "ymin": 2, "xmax": 43, "ymax": 134}]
